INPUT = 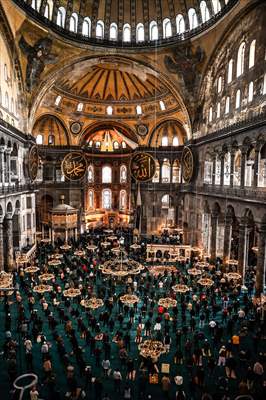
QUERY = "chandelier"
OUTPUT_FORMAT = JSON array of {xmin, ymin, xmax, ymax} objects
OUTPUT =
[{"xmin": 99, "ymin": 247, "xmax": 144, "ymax": 277}]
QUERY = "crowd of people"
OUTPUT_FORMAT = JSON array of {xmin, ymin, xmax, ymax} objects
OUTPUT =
[{"xmin": 0, "ymin": 228, "xmax": 265, "ymax": 400}]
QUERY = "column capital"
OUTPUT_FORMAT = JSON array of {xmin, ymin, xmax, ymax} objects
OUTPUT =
[{"xmin": 5, "ymin": 148, "xmax": 12, "ymax": 155}]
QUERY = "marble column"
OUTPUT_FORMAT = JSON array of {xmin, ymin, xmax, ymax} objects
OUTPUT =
[
  {"xmin": 0, "ymin": 146, "xmax": 5, "ymax": 184},
  {"xmin": 5, "ymin": 148, "xmax": 12, "ymax": 185},
  {"xmin": 212, "ymin": 154, "xmax": 216, "ymax": 186},
  {"xmin": 220, "ymin": 154, "xmax": 225, "ymax": 187},
  {"xmin": 210, "ymin": 213, "xmax": 218, "ymax": 260},
  {"xmin": 255, "ymin": 227, "xmax": 266, "ymax": 295},
  {"xmin": 230, "ymin": 150, "xmax": 236, "ymax": 187},
  {"xmin": 240, "ymin": 150, "xmax": 247, "ymax": 188},
  {"xmin": 223, "ymin": 216, "xmax": 233, "ymax": 265},
  {"xmin": 253, "ymin": 148, "xmax": 260, "ymax": 188},
  {"xmin": 6, "ymin": 214, "xmax": 14, "ymax": 271},
  {"xmin": 238, "ymin": 221, "xmax": 250, "ymax": 280},
  {"xmin": 0, "ymin": 217, "xmax": 4, "ymax": 271}
]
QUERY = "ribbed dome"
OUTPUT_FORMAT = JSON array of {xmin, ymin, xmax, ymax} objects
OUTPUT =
[{"xmin": 16, "ymin": 0, "xmax": 237, "ymax": 46}]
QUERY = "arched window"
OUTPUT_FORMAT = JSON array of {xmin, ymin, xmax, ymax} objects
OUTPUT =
[
  {"xmin": 225, "ymin": 96, "xmax": 230, "ymax": 114},
  {"xmin": 224, "ymin": 152, "xmax": 231, "ymax": 186},
  {"xmin": 173, "ymin": 136, "xmax": 179, "ymax": 146},
  {"xmin": 110, "ymin": 23, "xmax": 118, "ymax": 40},
  {"xmin": 106, "ymin": 106, "xmax": 113, "ymax": 115},
  {"xmin": 31, "ymin": 0, "xmax": 41, "ymax": 11},
  {"xmin": 69, "ymin": 13, "xmax": 78, "ymax": 33},
  {"xmin": 36, "ymin": 134, "xmax": 43, "ymax": 145},
  {"xmin": 236, "ymin": 42, "xmax": 245, "ymax": 77},
  {"xmin": 88, "ymin": 165, "xmax": 94, "ymax": 183},
  {"xmin": 88, "ymin": 140, "xmax": 93, "ymax": 147},
  {"xmin": 77, "ymin": 103, "xmax": 83, "ymax": 112},
  {"xmin": 172, "ymin": 160, "xmax": 181, "ymax": 183},
  {"xmin": 119, "ymin": 190, "xmax": 127, "ymax": 210},
  {"xmin": 44, "ymin": 0, "xmax": 53, "ymax": 20},
  {"xmin": 263, "ymin": 73, "xmax": 266, "ymax": 95},
  {"xmin": 161, "ymin": 194, "xmax": 170, "ymax": 208},
  {"xmin": 212, "ymin": 0, "xmax": 221, "ymax": 14},
  {"xmin": 249, "ymin": 39, "xmax": 256, "ymax": 69},
  {"xmin": 96, "ymin": 20, "xmax": 104, "ymax": 38},
  {"xmin": 5, "ymin": 92, "xmax": 9, "ymax": 109},
  {"xmin": 188, "ymin": 8, "xmax": 198, "ymax": 30},
  {"xmin": 82, "ymin": 17, "xmax": 91, "ymax": 37},
  {"xmin": 217, "ymin": 76, "xmax": 222, "ymax": 93},
  {"xmin": 176, "ymin": 14, "xmax": 185, "ymax": 34},
  {"xmin": 102, "ymin": 166, "xmax": 112, "ymax": 183},
  {"xmin": 150, "ymin": 21, "xmax": 158, "ymax": 41},
  {"xmin": 248, "ymin": 81, "xmax": 254, "ymax": 102},
  {"xmin": 120, "ymin": 165, "xmax": 127, "ymax": 183},
  {"xmin": 102, "ymin": 189, "xmax": 112, "ymax": 209},
  {"xmin": 209, "ymin": 107, "xmax": 213, "ymax": 122},
  {"xmin": 161, "ymin": 159, "xmax": 170, "ymax": 183},
  {"xmin": 55, "ymin": 95, "xmax": 61, "ymax": 106},
  {"xmin": 227, "ymin": 59, "xmax": 233, "ymax": 83},
  {"xmin": 235, "ymin": 89, "xmax": 241, "ymax": 109},
  {"xmin": 88, "ymin": 190, "xmax": 94, "ymax": 209},
  {"xmin": 113, "ymin": 141, "xmax": 119, "ymax": 150},
  {"xmin": 121, "ymin": 141, "xmax": 126, "ymax": 149},
  {"xmin": 161, "ymin": 136, "xmax": 168, "ymax": 146},
  {"xmin": 136, "ymin": 105, "xmax": 142, "ymax": 115},
  {"xmin": 159, "ymin": 100, "xmax": 166, "ymax": 111},
  {"xmin": 163, "ymin": 18, "xmax": 172, "ymax": 38},
  {"xmin": 200, "ymin": 1, "xmax": 210, "ymax": 23},
  {"xmin": 204, "ymin": 154, "xmax": 213, "ymax": 184},
  {"xmin": 216, "ymin": 102, "xmax": 221, "ymax": 119},
  {"xmin": 48, "ymin": 134, "xmax": 55, "ymax": 145},
  {"xmin": 136, "ymin": 23, "xmax": 144, "ymax": 42},
  {"xmin": 57, "ymin": 7, "xmax": 66, "ymax": 28},
  {"xmin": 123, "ymin": 24, "xmax": 131, "ymax": 42}
]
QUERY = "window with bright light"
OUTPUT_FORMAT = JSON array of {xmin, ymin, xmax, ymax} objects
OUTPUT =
[
  {"xmin": 212, "ymin": 0, "xmax": 221, "ymax": 14},
  {"xmin": 217, "ymin": 76, "xmax": 222, "ymax": 93},
  {"xmin": 249, "ymin": 39, "xmax": 256, "ymax": 69},
  {"xmin": 162, "ymin": 159, "xmax": 171, "ymax": 183},
  {"xmin": 163, "ymin": 18, "xmax": 172, "ymax": 38},
  {"xmin": 82, "ymin": 17, "xmax": 91, "ymax": 37},
  {"xmin": 123, "ymin": 24, "xmax": 131, "ymax": 42},
  {"xmin": 96, "ymin": 20, "xmax": 104, "ymax": 38},
  {"xmin": 237, "ymin": 42, "xmax": 245, "ymax": 77},
  {"xmin": 113, "ymin": 141, "xmax": 119, "ymax": 150},
  {"xmin": 209, "ymin": 107, "xmax": 213, "ymax": 122},
  {"xmin": 106, "ymin": 106, "xmax": 113, "ymax": 115},
  {"xmin": 69, "ymin": 13, "xmax": 78, "ymax": 33},
  {"xmin": 150, "ymin": 21, "xmax": 159, "ymax": 41},
  {"xmin": 248, "ymin": 81, "xmax": 254, "ymax": 102},
  {"xmin": 263, "ymin": 73, "xmax": 266, "ymax": 95},
  {"xmin": 227, "ymin": 59, "xmax": 233, "ymax": 83},
  {"xmin": 136, "ymin": 23, "xmax": 144, "ymax": 42},
  {"xmin": 200, "ymin": 1, "xmax": 210, "ymax": 23},
  {"xmin": 225, "ymin": 96, "xmax": 230, "ymax": 114},
  {"xmin": 55, "ymin": 95, "xmax": 62, "ymax": 106},
  {"xmin": 119, "ymin": 190, "xmax": 127, "ymax": 210},
  {"xmin": 88, "ymin": 190, "xmax": 94, "ymax": 209},
  {"xmin": 136, "ymin": 105, "xmax": 142, "ymax": 115},
  {"xmin": 173, "ymin": 136, "xmax": 179, "ymax": 146},
  {"xmin": 102, "ymin": 166, "xmax": 112, "ymax": 183},
  {"xmin": 235, "ymin": 89, "xmax": 241, "ymax": 109},
  {"xmin": 44, "ymin": 0, "xmax": 53, "ymax": 20},
  {"xmin": 102, "ymin": 189, "xmax": 112, "ymax": 209},
  {"xmin": 88, "ymin": 165, "xmax": 94, "ymax": 183},
  {"xmin": 176, "ymin": 14, "xmax": 185, "ymax": 34},
  {"xmin": 217, "ymin": 102, "xmax": 221, "ymax": 119},
  {"xmin": 159, "ymin": 101, "xmax": 166, "ymax": 111},
  {"xmin": 110, "ymin": 23, "xmax": 118, "ymax": 40},
  {"xmin": 36, "ymin": 134, "xmax": 43, "ymax": 145},
  {"xmin": 57, "ymin": 7, "xmax": 66, "ymax": 27},
  {"xmin": 188, "ymin": 8, "xmax": 198, "ymax": 30},
  {"xmin": 161, "ymin": 136, "xmax": 168, "ymax": 147},
  {"xmin": 77, "ymin": 103, "xmax": 83, "ymax": 112},
  {"xmin": 122, "ymin": 141, "xmax": 126, "ymax": 149}
]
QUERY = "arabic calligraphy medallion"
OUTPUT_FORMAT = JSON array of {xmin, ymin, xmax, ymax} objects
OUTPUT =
[
  {"xmin": 181, "ymin": 146, "xmax": 194, "ymax": 183},
  {"xmin": 28, "ymin": 145, "xmax": 39, "ymax": 181},
  {"xmin": 130, "ymin": 152, "xmax": 156, "ymax": 182},
  {"xmin": 61, "ymin": 152, "xmax": 87, "ymax": 181}
]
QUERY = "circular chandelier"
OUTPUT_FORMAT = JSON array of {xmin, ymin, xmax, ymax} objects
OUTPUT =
[
  {"xmin": 39, "ymin": 273, "xmax": 55, "ymax": 282},
  {"xmin": 99, "ymin": 248, "xmax": 144, "ymax": 277},
  {"xmin": 187, "ymin": 268, "xmax": 202, "ymax": 276},
  {"xmin": 80, "ymin": 297, "xmax": 104, "ymax": 309},
  {"xmin": 24, "ymin": 266, "xmax": 40, "ymax": 274},
  {"xmin": 63, "ymin": 288, "xmax": 81, "ymax": 297},
  {"xmin": 198, "ymin": 278, "xmax": 214, "ymax": 287},
  {"xmin": 225, "ymin": 272, "xmax": 242, "ymax": 281},
  {"xmin": 149, "ymin": 265, "xmax": 177, "ymax": 276},
  {"xmin": 158, "ymin": 297, "xmax": 177, "ymax": 308},
  {"xmin": 138, "ymin": 340, "xmax": 166, "ymax": 359},
  {"xmin": 33, "ymin": 284, "xmax": 53, "ymax": 293},
  {"xmin": 120, "ymin": 294, "xmax": 139, "ymax": 305},
  {"xmin": 172, "ymin": 284, "xmax": 190, "ymax": 293}
]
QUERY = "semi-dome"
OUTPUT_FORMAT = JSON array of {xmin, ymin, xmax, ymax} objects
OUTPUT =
[{"xmin": 15, "ymin": 0, "xmax": 238, "ymax": 47}]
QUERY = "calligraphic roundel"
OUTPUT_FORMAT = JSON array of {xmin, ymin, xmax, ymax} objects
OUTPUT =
[
  {"xmin": 61, "ymin": 152, "xmax": 87, "ymax": 181},
  {"xmin": 28, "ymin": 145, "xmax": 39, "ymax": 181},
  {"xmin": 130, "ymin": 152, "xmax": 156, "ymax": 182},
  {"xmin": 181, "ymin": 146, "xmax": 194, "ymax": 183}
]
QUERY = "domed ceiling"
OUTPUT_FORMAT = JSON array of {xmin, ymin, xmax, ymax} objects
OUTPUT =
[{"xmin": 56, "ymin": 61, "xmax": 168, "ymax": 102}]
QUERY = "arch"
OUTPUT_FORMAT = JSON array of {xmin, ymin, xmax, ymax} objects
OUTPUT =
[
  {"xmin": 44, "ymin": 0, "xmax": 53, "ymax": 20},
  {"xmin": 249, "ymin": 39, "xmax": 256, "ymax": 68},
  {"xmin": 200, "ymin": 1, "xmax": 210, "ymax": 23},
  {"xmin": 136, "ymin": 23, "xmax": 144, "ymax": 42},
  {"xmin": 82, "ymin": 17, "xmax": 91, "ymax": 37},
  {"xmin": 123, "ymin": 23, "xmax": 131, "ymax": 42},
  {"xmin": 96, "ymin": 20, "xmax": 104, "ymax": 39},
  {"xmin": 102, "ymin": 165, "xmax": 112, "ymax": 183},
  {"xmin": 235, "ymin": 89, "xmax": 241, "ymax": 109},
  {"xmin": 69, "ymin": 12, "xmax": 78, "ymax": 33},
  {"xmin": 227, "ymin": 59, "xmax": 233, "ymax": 83},
  {"xmin": 225, "ymin": 96, "xmax": 230, "ymax": 114},
  {"xmin": 32, "ymin": 114, "xmax": 70, "ymax": 146},
  {"xmin": 161, "ymin": 194, "xmax": 172, "ymax": 209},
  {"xmin": 88, "ymin": 189, "xmax": 94, "ymax": 209},
  {"xmin": 176, "ymin": 14, "xmax": 185, "ymax": 34},
  {"xmin": 150, "ymin": 21, "xmax": 158, "ymax": 41},
  {"xmin": 163, "ymin": 18, "xmax": 172, "ymax": 39},
  {"xmin": 161, "ymin": 136, "xmax": 168, "ymax": 146},
  {"xmin": 120, "ymin": 165, "xmax": 127, "ymax": 183},
  {"xmin": 217, "ymin": 76, "xmax": 222, "ymax": 93},
  {"xmin": 31, "ymin": 0, "xmax": 41, "ymax": 11},
  {"xmin": 161, "ymin": 159, "xmax": 171, "ymax": 183},
  {"xmin": 172, "ymin": 160, "xmax": 181, "ymax": 183},
  {"xmin": 248, "ymin": 81, "xmax": 254, "ymax": 102},
  {"xmin": 88, "ymin": 164, "xmax": 94, "ymax": 183},
  {"xmin": 110, "ymin": 22, "xmax": 118, "ymax": 41},
  {"xmin": 56, "ymin": 6, "xmax": 66, "ymax": 28},
  {"xmin": 212, "ymin": 0, "xmax": 221, "ymax": 14},
  {"xmin": 236, "ymin": 42, "xmax": 245, "ymax": 77},
  {"xmin": 149, "ymin": 119, "xmax": 186, "ymax": 147},
  {"xmin": 188, "ymin": 8, "xmax": 198, "ymax": 30},
  {"xmin": 6, "ymin": 202, "xmax": 13, "ymax": 214}
]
